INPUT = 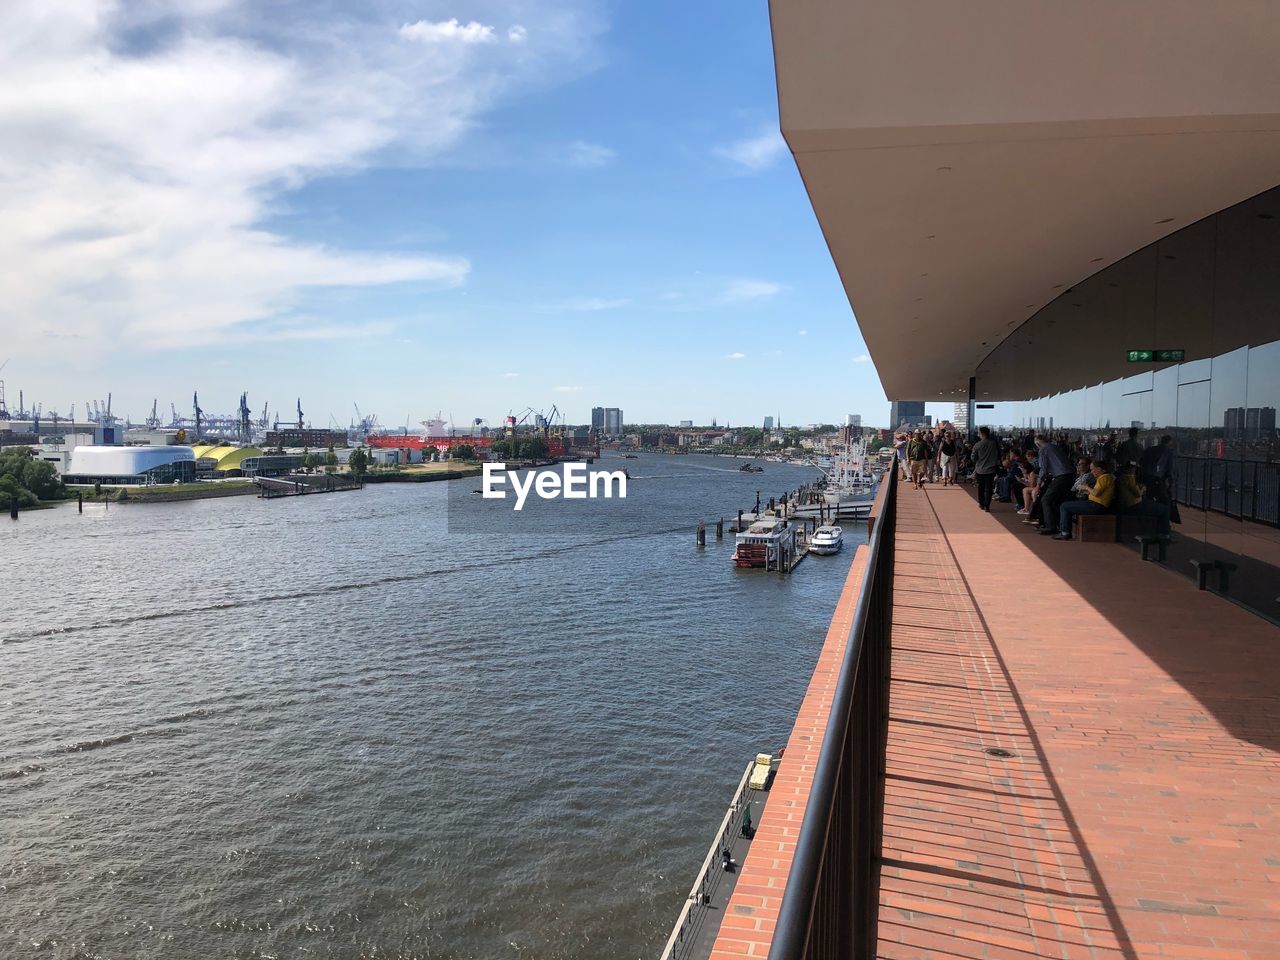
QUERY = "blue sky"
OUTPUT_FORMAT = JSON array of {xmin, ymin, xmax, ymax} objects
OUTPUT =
[{"xmin": 1, "ymin": 1, "xmax": 901, "ymax": 431}]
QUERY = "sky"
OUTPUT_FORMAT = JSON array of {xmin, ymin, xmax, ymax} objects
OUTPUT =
[{"xmin": 0, "ymin": 0, "xmax": 904, "ymax": 431}]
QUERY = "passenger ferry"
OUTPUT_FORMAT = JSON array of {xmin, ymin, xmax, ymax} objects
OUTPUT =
[
  {"xmin": 732, "ymin": 517, "xmax": 798, "ymax": 570},
  {"xmin": 809, "ymin": 524, "xmax": 844, "ymax": 555}
]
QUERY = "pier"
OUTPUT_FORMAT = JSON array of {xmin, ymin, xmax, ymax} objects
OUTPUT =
[{"xmin": 254, "ymin": 474, "xmax": 363, "ymax": 498}]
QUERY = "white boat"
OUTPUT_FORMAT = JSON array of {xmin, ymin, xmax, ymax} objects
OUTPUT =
[{"xmin": 809, "ymin": 525, "xmax": 844, "ymax": 555}]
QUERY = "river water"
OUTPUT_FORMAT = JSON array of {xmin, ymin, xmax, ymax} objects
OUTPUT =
[{"xmin": 1, "ymin": 452, "xmax": 860, "ymax": 960}]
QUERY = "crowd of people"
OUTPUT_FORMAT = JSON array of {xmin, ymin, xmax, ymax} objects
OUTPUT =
[{"xmin": 893, "ymin": 425, "xmax": 1176, "ymax": 541}]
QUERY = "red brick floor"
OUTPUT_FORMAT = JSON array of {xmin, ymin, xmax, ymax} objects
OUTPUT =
[{"xmin": 878, "ymin": 484, "xmax": 1280, "ymax": 960}]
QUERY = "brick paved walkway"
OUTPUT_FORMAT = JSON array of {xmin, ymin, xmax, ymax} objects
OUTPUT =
[{"xmin": 878, "ymin": 484, "xmax": 1280, "ymax": 960}]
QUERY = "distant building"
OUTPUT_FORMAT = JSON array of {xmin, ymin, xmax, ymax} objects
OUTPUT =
[
  {"xmin": 845, "ymin": 414, "xmax": 861, "ymax": 428},
  {"xmin": 1224, "ymin": 406, "xmax": 1277, "ymax": 440},
  {"xmin": 591, "ymin": 407, "xmax": 605, "ymax": 432},
  {"xmin": 264, "ymin": 428, "xmax": 348, "ymax": 449},
  {"xmin": 603, "ymin": 407, "xmax": 623, "ymax": 435},
  {"xmin": 679, "ymin": 420, "xmax": 693, "ymax": 428},
  {"xmin": 764, "ymin": 416, "xmax": 775, "ymax": 431},
  {"xmin": 888, "ymin": 400, "xmax": 925, "ymax": 431},
  {"xmin": 952, "ymin": 402, "xmax": 969, "ymax": 432},
  {"xmin": 64, "ymin": 445, "xmax": 197, "ymax": 485}
]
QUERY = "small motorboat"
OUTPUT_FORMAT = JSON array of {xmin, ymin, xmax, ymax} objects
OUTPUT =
[
  {"xmin": 738, "ymin": 463, "xmax": 764, "ymax": 473},
  {"xmin": 809, "ymin": 525, "xmax": 844, "ymax": 555},
  {"xmin": 622, "ymin": 453, "xmax": 639, "ymax": 459}
]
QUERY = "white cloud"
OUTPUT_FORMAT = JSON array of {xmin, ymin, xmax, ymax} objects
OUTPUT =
[
  {"xmin": 717, "ymin": 279, "xmax": 783, "ymax": 303},
  {"xmin": 715, "ymin": 127, "xmax": 788, "ymax": 171},
  {"xmin": 399, "ymin": 19, "xmax": 496, "ymax": 44},
  {"xmin": 554, "ymin": 385, "xmax": 583, "ymax": 392},
  {"xmin": 852, "ymin": 354, "xmax": 872, "ymax": 364},
  {"xmin": 508, "ymin": 25, "xmax": 529, "ymax": 44},
  {"xmin": 0, "ymin": 1, "xmax": 599, "ymax": 355},
  {"xmin": 798, "ymin": 329, "xmax": 808, "ymax": 336},
  {"xmin": 563, "ymin": 297, "xmax": 630, "ymax": 311},
  {"xmin": 501, "ymin": 372, "xmax": 520, "ymax": 378},
  {"xmin": 565, "ymin": 140, "xmax": 616, "ymax": 168},
  {"xmin": 726, "ymin": 351, "xmax": 746, "ymax": 360}
]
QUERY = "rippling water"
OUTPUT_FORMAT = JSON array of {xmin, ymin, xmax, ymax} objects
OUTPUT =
[{"xmin": 0, "ymin": 453, "xmax": 860, "ymax": 960}]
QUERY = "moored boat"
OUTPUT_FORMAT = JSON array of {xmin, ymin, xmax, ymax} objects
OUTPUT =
[
  {"xmin": 809, "ymin": 524, "xmax": 843, "ymax": 555},
  {"xmin": 732, "ymin": 517, "xmax": 797, "ymax": 570}
]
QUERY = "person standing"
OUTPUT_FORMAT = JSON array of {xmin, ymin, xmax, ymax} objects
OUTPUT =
[
  {"xmin": 1116, "ymin": 426, "xmax": 1144, "ymax": 470},
  {"xmin": 895, "ymin": 433, "xmax": 909, "ymax": 480},
  {"xmin": 1035, "ymin": 434, "xmax": 1075, "ymax": 535},
  {"xmin": 907, "ymin": 431, "xmax": 929, "ymax": 490},
  {"xmin": 938, "ymin": 431, "xmax": 958, "ymax": 486},
  {"xmin": 971, "ymin": 426, "xmax": 1001, "ymax": 510}
]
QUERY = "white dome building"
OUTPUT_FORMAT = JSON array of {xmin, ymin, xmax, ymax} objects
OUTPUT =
[{"xmin": 67, "ymin": 445, "xmax": 197, "ymax": 485}]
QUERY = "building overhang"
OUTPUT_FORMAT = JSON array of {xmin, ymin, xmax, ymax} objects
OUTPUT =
[{"xmin": 770, "ymin": 1, "xmax": 1280, "ymax": 401}]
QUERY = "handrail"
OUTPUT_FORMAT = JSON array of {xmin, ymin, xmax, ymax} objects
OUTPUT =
[
  {"xmin": 767, "ymin": 465, "xmax": 896, "ymax": 958},
  {"xmin": 658, "ymin": 761, "xmax": 756, "ymax": 960}
]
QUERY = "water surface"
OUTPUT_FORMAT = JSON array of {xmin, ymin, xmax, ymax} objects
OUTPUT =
[{"xmin": 1, "ymin": 453, "xmax": 861, "ymax": 959}]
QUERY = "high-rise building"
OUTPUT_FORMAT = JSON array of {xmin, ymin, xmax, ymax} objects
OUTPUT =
[
  {"xmin": 603, "ymin": 407, "xmax": 623, "ymax": 435},
  {"xmin": 679, "ymin": 420, "xmax": 693, "ymax": 428},
  {"xmin": 888, "ymin": 400, "xmax": 925, "ymax": 430},
  {"xmin": 845, "ymin": 414, "xmax": 862, "ymax": 428},
  {"xmin": 591, "ymin": 407, "xmax": 605, "ymax": 432},
  {"xmin": 763, "ymin": 416, "xmax": 775, "ymax": 431},
  {"xmin": 1225, "ymin": 406, "xmax": 1277, "ymax": 440},
  {"xmin": 952, "ymin": 402, "xmax": 969, "ymax": 432}
]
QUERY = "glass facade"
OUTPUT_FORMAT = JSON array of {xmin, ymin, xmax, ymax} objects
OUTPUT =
[{"xmin": 976, "ymin": 187, "xmax": 1280, "ymax": 623}]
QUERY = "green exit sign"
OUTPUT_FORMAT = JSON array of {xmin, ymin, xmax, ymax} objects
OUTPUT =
[{"xmin": 1127, "ymin": 349, "xmax": 1185, "ymax": 363}]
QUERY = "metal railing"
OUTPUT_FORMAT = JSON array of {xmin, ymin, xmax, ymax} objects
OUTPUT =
[
  {"xmin": 659, "ymin": 760, "xmax": 757, "ymax": 960},
  {"xmin": 768, "ymin": 466, "xmax": 897, "ymax": 960},
  {"xmin": 1172, "ymin": 455, "xmax": 1280, "ymax": 528}
]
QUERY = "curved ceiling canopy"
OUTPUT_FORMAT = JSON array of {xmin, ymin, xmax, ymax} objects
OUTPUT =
[{"xmin": 770, "ymin": 0, "xmax": 1280, "ymax": 401}]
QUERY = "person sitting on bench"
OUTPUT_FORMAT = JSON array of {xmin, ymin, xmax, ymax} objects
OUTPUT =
[
  {"xmin": 1054, "ymin": 460, "xmax": 1115, "ymax": 540},
  {"xmin": 1115, "ymin": 463, "xmax": 1172, "ymax": 536},
  {"xmin": 1070, "ymin": 457, "xmax": 1093, "ymax": 498}
]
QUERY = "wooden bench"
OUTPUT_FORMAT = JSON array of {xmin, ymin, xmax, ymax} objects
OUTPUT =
[{"xmin": 1074, "ymin": 513, "xmax": 1117, "ymax": 542}]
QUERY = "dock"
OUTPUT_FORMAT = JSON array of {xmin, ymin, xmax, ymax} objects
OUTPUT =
[{"xmin": 254, "ymin": 474, "xmax": 363, "ymax": 498}]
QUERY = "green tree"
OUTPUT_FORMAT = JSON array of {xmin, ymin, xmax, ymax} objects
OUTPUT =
[
  {"xmin": 489, "ymin": 439, "xmax": 512, "ymax": 459},
  {"xmin": 518, "ymin": 437, "xmax": 548, "ymax": 460},
  {"xmin": 348, "ymin": 446, "xmax": 368, "ymax": 479},
  {"xmin": 301, "ymin": 451, "xmax": 316, "ymax": 473},
  {"xmin": 325, "ymin": 445, "xmax": 339, "ymax": 474},
  {"xmin": 0, "ymin": 447, "xmax": 67, "ymax": 505},
  {"xmin": 453, "ymin": 444, "xmax": 476, "ymax": 461}
]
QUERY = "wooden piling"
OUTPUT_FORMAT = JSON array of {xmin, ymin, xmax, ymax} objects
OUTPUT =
[{"xmin": 697, "ymin": 521, "xmax": 706, "ymax": 547}]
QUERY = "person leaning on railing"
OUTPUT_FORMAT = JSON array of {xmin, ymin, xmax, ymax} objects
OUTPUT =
[{"xmin": 1053, "ymin": 460, "xmax": 1116, "ymax": 540}]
